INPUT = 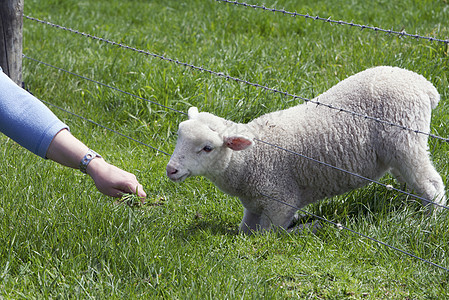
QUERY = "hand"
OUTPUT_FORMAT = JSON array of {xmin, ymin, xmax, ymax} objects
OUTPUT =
[{"xmin": 86, "ymin": 157, "xmax": 147, "ymax": 200}]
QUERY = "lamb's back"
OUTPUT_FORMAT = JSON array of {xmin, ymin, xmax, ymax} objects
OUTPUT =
[{"xmin": 243, "ymin": 66, "xmax": 437, "ymax": 199}]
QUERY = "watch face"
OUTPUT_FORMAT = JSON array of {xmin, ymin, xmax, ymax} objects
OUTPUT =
[{"xmin": 80, "ymin": 149, "xmax": 101, "ymax": 173}]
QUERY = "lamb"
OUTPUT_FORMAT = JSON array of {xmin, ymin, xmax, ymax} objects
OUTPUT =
[{"xmin": 166, "ymin": 66, "xmax": 446, "ymax": 234}]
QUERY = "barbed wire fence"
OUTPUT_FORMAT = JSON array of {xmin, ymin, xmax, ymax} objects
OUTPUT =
[
  {"xmin": 216, "ymin": 0, "xmax": 449, "ymax": 45},
  {"xmin": 22, "ymin": 2, "xmax": 449, "ymax": 272}
]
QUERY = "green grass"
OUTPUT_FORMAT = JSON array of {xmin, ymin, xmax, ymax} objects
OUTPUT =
[{"xmin": 1, "ymin": 0, "xmax": 449, "ymax": 298}]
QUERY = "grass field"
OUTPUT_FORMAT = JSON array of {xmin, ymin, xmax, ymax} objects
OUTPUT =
[{"xmin": 1, "ymin": 0, "xmax": 449, "ymax": 298}]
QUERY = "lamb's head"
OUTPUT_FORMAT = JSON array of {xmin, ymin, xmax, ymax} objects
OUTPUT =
[{"xmin": 166, "ymin": 107, "xmax": 254, "ymax": 182}]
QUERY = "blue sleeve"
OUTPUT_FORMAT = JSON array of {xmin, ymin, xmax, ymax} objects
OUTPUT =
[{"xmin": 0, "ymin": 68, "xmax": 69, "ymax": 158}]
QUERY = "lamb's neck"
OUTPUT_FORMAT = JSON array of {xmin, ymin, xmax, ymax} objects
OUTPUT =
[{"xmin": 208, "ymin": 150, "xmax": 249, "ymax": 198}]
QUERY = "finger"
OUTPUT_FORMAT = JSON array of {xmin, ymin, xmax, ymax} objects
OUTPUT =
[
  {"xmin": 117, "ymin": 183, "xmax": 147, "ymax": 200},
  {"xmin": 132, "ymin": 184, "xmax": 147, "ymax": 200}
]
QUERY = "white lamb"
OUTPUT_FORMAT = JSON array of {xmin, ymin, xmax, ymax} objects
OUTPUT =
[{"xmin": 166, "ymin": 66, "xmax": 446, "ymax": 234}]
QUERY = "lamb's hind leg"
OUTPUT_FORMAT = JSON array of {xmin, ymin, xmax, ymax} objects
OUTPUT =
[{"xmin": 393, "ymin": 150, "xmax": 446, "ymax": 212}]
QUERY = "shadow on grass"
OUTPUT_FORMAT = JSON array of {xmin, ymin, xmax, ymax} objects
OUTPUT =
[{"xmin": 176, "ymin": 213, "xmax": 240, "ymax": 239}]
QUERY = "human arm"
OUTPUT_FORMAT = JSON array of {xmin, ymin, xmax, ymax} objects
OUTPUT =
[
  {"xmin": 46, "ymin": 129, "xmax": 146, "ymax": 199},
  {"xmin": 0, "ymin": 68, "xmax": 146, "ymax": 199}
]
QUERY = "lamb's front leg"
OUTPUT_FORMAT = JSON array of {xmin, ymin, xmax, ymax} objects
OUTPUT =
[
  {"xmin": 240, "ymin": 208, "xmax": 295, "ymax": 234},
  {"xmin": 239, "ymin": 193, "xmax": 300, "ymax": 234},
  {"xmin": 259, "ymin": 206, "xmax": 298, "ymax": 232},
  {"xmin": 239, "ymin": 208, "xmax": 262, "ymax": 234}
]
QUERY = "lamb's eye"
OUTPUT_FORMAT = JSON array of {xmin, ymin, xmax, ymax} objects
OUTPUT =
[{"xmin": 202, "ymin": 145, "xmax": 213, "ymax": 153}]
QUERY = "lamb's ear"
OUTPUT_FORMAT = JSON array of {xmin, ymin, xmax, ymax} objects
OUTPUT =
[
  {"xmin": 188, "ymin": 107, "xmax": 199, "ymax": 119},
  {"xmin": 224, "ymin": 136, "xmax": 253, "ymax": 151}
]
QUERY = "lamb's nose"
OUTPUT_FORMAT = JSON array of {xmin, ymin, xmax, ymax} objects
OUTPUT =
[{"xmin": 166, "ymin": 165, "xmax": 178, "ymax": 176}]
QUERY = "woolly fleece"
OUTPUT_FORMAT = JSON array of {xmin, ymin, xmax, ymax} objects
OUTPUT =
[{"xmin": 166, "ymin": 66, "xmax": 446, "ymax": 233}]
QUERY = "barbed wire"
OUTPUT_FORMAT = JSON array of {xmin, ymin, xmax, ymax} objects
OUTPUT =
[
  {"xmin": 22, "ymin": 55, "xmax": 187, "ymax": 116},
  {"xmin": 43, "ymin": 99, "xmax": 171, "ymax": 156},
  {"xmin": 256, "ymin": 138, "xmax": 449, "ymax": 211},
  {"xmin": 259, "ymin": 192, "xmax": 449, "ymax": 272},
  {"xmin": 22, "ymin": 56, "xmax": 171, "ymax": 156},
  {"xmin": 216, "ymin": 0, "xmax": 449, "ymax": 45},
  {"xmin": 24, "ymin": 53, "xmax": 449, "ymax": 211},
  {"xmin": 24, "ymin": 15, "xmax": 449, "ymax": 144},
  {"xmin": 38, "ymin": 103, "xmax": 449, "ymax": 274}
]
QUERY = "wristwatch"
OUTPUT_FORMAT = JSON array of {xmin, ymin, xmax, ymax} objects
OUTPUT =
[{"xmin": 79, "ymin": 149, "xmax": 102, "ymax": 173}]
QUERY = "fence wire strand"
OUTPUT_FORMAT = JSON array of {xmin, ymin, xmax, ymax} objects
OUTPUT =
[
  {"xmin": 22, "ymin": 55, "xmax": 187, "ymax": 116},
  {"xmin": 256, "ymin": 138, "xmax": 449, "ymax": 211},
  {"xmin": 42, "ymin": 99, "xmax": 171, "ymax": 156},
  {"xmin": 26, "ymin": 50, "xmax": 449, "ymax": 211},
  {"xmin": 216, "ymin": 0, "xmax": 449, "ymax": 45},
  {"xmin": 23, "ymin": 55, "xmax": 171, "ymax": 156},
  {"xmin": 259, "ymin": 192, "xmax": 449, "ymax": 272},
  {"xmin": 24, "ymin": 15, "xmax": 449, "ymax": 144}
]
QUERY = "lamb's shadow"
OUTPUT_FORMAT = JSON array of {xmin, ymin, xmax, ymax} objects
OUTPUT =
[{"xmin": 178, "ymin": 216, "xmax": 239, "ymax": 238}]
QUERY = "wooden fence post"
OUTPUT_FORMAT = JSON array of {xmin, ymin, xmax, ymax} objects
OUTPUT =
[{"xmin": 0, "ymin": 0, "xmax": 24, "ymax": 86}]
